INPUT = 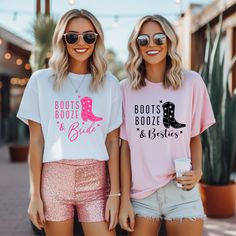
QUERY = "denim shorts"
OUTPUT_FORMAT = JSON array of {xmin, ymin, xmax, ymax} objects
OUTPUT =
[{"xmin": 131, "ymin": 180, "xmax": 205, "ymax": 221}]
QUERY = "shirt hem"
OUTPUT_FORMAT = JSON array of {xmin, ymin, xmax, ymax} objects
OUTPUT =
[
  {"xmin": 191, "ymin": 120, "xmax": 216, "ymax": 138},
  {"xmin": 42, "ymin": 156, "xmax": 109, "ymax": 163},
  {"xmin": 17, "ymin": 114, "xmax": 41, "ymax": 125},
  {"xmin": 130, "ymin": 178, "xmax": 174, "ymax": 200}
]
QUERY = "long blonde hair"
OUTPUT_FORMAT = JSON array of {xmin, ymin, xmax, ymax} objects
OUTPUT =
[
  {"xmin": 126, "ymin": 15, "xmax": 183, "ymax": 90},
  {"xmin": 49, "ymin": 9, "xmax": 107, "ymax": 91}
]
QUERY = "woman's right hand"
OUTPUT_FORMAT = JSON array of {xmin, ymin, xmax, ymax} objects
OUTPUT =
[
  {"xmin": 28, "ymin": 196, "xmax": 45, "ymax": 230},
  {"xmin": 119, "ymin": 198, "xmax": 135, "ymax": 232}
]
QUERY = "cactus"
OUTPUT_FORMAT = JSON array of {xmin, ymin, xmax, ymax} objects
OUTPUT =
[
  {"xmin": 30, "ymin": 14, "xmax": 57, "ymax": 72},
  {"xmin": 200, "ymin": 15, "xmax": 236, "ymax": 185}
]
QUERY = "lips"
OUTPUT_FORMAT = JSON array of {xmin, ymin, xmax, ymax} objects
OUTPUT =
[
  {"xmin": 146, "ymin": 50, "xmax": 160, "ymax": 56},
  {"xmin": 74, "ymin": 48, "xmax": 88, "ymax": 54}
]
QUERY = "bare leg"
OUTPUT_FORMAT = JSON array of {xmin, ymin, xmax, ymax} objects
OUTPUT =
[
  {"xmin": 131, "ymin": 215, "xmax": 161, "ymax": 236},
  {"xmin": 81, "ymin": 221, "xmax": 115, "ymax": 236},
  {"xmin": 165, "ymin": 218, "xmax": 203, "ymax": 236},
  {"xmin": 44, "ymin": 218, "xmax": 74, "ymax": 236}
]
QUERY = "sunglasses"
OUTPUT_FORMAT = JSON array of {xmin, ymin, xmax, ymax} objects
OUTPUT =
[
  {"xmin": 63, "ymin": 32, "xmax": 98, "ymax": 45},
  {"xmin": 137, "ymin": 33, "xmax": 167, "ymax": 46}
]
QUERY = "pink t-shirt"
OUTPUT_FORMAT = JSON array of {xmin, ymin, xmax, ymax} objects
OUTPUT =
[{"xmin": 120, "ymin": 70, "xmax": 215, "ymax": 199}]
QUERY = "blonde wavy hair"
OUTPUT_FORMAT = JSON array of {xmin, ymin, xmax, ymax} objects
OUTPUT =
[
  {"xmin": 126, "ymin": 15, "xmax": 183, "ymax": 90},
  {"xmin": 49, "ymin": 9, "xmax": 107, "ymax": 91}
]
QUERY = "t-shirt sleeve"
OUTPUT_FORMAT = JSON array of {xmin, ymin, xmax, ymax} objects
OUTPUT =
[
  {"xmin": 107, "ymin": 78, "xmax": 122, "ymax": 133},
  {"xmin": 191, "ymin": 76, "xmax": 216, "ymax": 137},
  {"xmin": 16, "ymin": 73, "xmax": 41, "ymax": 125},
  {"xmin": 120, "ymin": 81, "xmax": 128, "ymax": 140}
]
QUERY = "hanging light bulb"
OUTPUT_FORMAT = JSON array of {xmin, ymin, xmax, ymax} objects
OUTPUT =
[
  {"xmin": 13, "ymin": 12, "xmax": 18, "ymax": 21},
  {"xmin": 16, "ymin": 58, "xmax": 23, "ymax": 66},
  {"xmin": 4, "ymin": 53, "xmax": 11, "ymax": 60},
  {"xmin": 113, "ymin": 16, "xmax": 119, "ymax": 28},
  {"xmin": 68, "ymin": 0, "xmax": 76, "ymax": 5},
  {"xmin": 24, "ymin": 63, "xmax": 31, "ymax": 70}
]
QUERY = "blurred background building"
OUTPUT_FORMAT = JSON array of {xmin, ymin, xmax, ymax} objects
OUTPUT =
[
  {"xmin": 0, "ymin": 27, "xmax": 31, "ymax": 144},
  {"xmin": 176, "ymin": 0, "xmax": 235, "ymax": 89}
]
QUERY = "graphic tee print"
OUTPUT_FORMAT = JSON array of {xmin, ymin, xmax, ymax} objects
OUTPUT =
[
  {"xmin": 134, "ymin": 100, "xmax": 186, "ymax": 141},
  {"xmin": 17, "ymin": 69, "xmax": 122, "ymax": 163},
  {"xmin": 54, "ymin": 96, "xmax": 103, "ymax": 142},
  {"xmin": 120, "ymin": 70, "xmax": 215, "ymax": 199}
]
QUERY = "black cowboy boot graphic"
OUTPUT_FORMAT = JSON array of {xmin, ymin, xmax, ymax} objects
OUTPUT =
[{"xmin": 162, "ymin": 102, "xmax": 186, "ymax": 129}]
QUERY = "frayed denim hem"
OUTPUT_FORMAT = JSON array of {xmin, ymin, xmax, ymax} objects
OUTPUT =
[
  {"xmin": 165, "ymin": 215, "xmax": 206, "ymax": 222},
  {"xmin": 135, "ymin": 213, "xmax": 163, "ymax": 221}
]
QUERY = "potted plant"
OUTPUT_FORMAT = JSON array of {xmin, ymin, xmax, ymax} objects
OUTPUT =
[
  {"xmin": 199, "ymin": 15, "xmax": 236, "ymax": 218},
  {"xmin": 8, "ymin": 112, "xmax": 29, "ymax": 162}
]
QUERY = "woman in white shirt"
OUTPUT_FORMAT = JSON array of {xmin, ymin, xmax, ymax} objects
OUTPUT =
[{"xmin": 17, "ymin": 9, "xmax": 122, "ymax": 236}]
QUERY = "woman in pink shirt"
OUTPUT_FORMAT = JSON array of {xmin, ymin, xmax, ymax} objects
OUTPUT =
[{"xmin": 119, "ymin": 15, "xmax": 215, "ymax": 236}]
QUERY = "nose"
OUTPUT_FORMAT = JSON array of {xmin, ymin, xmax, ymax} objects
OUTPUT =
[
  {"xmin": 149, "ymin": 36, "xmax": 156, "ymax": 47},
  {"xmin": 76, "ymin": 34, "xmax": 85, "ymax": 45}
]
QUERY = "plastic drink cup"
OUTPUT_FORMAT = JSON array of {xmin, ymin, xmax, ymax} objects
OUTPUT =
[{"xmin": 174, "ymin": 158, "xmax": 192, "ymax": 188}]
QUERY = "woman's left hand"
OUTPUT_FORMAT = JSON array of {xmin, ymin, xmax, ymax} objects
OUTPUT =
[
  {"xmin": 105, "ymin": 195, "xmax": 120, "ymax": 230},
  {"xmin": 176, "ymin": 170, "xmax": 202, "ymax": 190}
]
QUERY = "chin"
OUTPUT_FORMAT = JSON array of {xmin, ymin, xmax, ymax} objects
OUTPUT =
[
  {"xmin": 143, "ymin": 56, "xmax": 167, "ymax": 65},
  {"xmin": 70, "ymin": 53, "xmax": 92, "ymax": 63}
]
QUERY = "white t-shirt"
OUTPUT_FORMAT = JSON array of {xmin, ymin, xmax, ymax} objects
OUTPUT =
[{"xmin": 17, "ymin": 68, "xmax": 122, "ymax": 163}]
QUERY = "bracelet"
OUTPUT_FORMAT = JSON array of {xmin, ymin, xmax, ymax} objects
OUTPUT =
[{"xmin": 108, "ymin": 193, "xmax": 121, "ymax": 197}]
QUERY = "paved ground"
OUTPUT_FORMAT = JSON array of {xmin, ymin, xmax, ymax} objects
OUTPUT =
[{"xmin": 0, "ymin": 145, "xmax": 235, "ymax": 236}]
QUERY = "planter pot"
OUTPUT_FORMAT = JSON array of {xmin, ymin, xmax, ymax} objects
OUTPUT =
[
  {"xmin": 8, "ymin": 144, "xmax": 29, "ymax": 162},
  {"xmin": 198, "ymin": 181, "xmax": 236, "ymax": 218}
]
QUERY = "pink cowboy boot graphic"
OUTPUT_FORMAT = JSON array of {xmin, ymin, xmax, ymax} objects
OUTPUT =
[{"xmin": 81, "ymin": 96, "xmax": 103, "ymax": 122}]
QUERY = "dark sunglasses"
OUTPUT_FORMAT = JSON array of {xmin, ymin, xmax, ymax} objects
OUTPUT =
[
  {"xmin": 63, "ymin": 32, "xmax": 98, "ymax": 45},
  {"xmin": 137, "ymin": 33, "xmax": 167, "ymax": 46}
]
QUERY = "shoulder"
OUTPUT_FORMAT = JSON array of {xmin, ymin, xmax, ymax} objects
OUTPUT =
[
  {"xmin": 29, "ymin": 68, "xmax": 54, "ymax": 85},
  {"xmin": 105, "ymin": 72, "xmax": 119, "ymax": 83},
  {"xmin": 104, "ymin": 72, "xmax": 121, "ymax": 90},
  {"xmin": 182, "ymin": 69, "xmax": 205, "ymax": 88},
  {"xmin": 120, "ymin": 78, "xmax": 130, "ymax": 89},
  {"xmin": 31, "ymin": 68, "xmax": 54, "ymax": 80}
]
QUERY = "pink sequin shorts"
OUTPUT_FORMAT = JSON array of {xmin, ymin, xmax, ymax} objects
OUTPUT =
[{"xmin": 41, "ymin": 159, "xmax": 109, "ymax": 222}]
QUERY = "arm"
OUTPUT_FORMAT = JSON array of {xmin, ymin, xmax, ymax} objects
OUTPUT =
[
  {"xmin": 177, "ymin": 135, "xmax": 203, "ymax": 190},
  {"xmin": 190, "ymin": 135, "xmax": 203, "ymax": 178},
  {"xmin": 119, "ymin": 139, "xmax": 135, "ymax": 232},
  {"xmin": 28, "ymin": 120, "xmax": 45, "ymax": 229},
  {"xmin": 105, "ymin": 128, "xmax": 120, "ymax": 230}
]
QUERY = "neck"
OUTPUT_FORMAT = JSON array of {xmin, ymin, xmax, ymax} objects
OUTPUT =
[
  {"xmin": 145, "ymin": 59, "xmax": 166, "ymax": 83},
  {"xmin": 70, "ymin": 59, "xmax": 89, "ymax": 74}
]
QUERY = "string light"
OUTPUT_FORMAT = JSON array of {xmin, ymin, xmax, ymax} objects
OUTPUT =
[
  {"xmin": 10, "ymin": 77, "xmax": 28, "ymax": 86},
  {"xmin": 46, "ymin": 51, "xmax": 52, "ymax": 58},
  {"xmin": 24, "ymin": 63, "xmax": 31, "ymax": 70},
  {"xmin": 68, "ymin": 0, "xmax": 75, "ymax": 5},
  {"xmin": 10, "ymin": 78, "xmax": 18, "ymax": 85},
  {"xmin": 16, "ymin": 58, "xmax": 23, "ymax": 65},
  {"xmin": 19, "ymin": 79, "xmax": 27, "ymax": 86},
  {"xmin": 112, "ymin": 16, "xmax": 119, "ymax": 28},
  {"xmin": 4, "ymin": 53, "xmax": 11, "ymax": 60}
]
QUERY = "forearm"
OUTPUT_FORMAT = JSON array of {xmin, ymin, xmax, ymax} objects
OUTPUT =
[
  {"xmin": 120, "ymin": 140, "xmax": 132, "ymax": 201},
  {"xmin": 28, "ymin": 120, "xmax": 44, "ymax": 198},
  {"xmin": 106, "ymin": 129, "xmax": 120, "ymax": 194},
  {"xmin": 28, "ymin": 141, "xmax": 44, "ymax": 197},
  {"xmin": 190, "ymin": 135, "xmax": 203, "ymax": 175}
]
